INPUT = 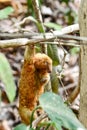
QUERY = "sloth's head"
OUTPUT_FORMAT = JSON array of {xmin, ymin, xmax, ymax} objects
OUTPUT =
[{"xmin": 33, "ymin": 53, "xmax": 52, "ymax": 73}]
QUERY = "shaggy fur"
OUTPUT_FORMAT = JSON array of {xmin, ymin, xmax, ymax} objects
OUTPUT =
[{"xmin": 19, "ymin": 53, "xmax": 52, "ymax": 125}]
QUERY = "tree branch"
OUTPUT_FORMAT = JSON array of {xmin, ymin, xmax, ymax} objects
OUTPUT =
[
  {"xmin": 32, "ymin": 0, "xmax": 47, "ymax": 53},
  {"xmin": 32, "ymin": 113, "xmax": 47, "ymax": 129},
  {"xmin": 1, "ymin": 34, "xmax": 87, "ymax": 48},
  {"xmin": 2, "ymin": 23, "xmax": 87, "ymax": 48},
  {"xmin": 0, "ymin": 24, "xmax": 79, "ymax": 39}
]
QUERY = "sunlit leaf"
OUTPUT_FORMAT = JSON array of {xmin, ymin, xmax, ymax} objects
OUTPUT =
[
  {"xmin": 44, "ymin": 22, "xmax": 62, "ymax": 30},
  {"xmin": 60, "ymin": 0, "xmax": 69, "ymax": 4},
  {"xmin": 39, "ymin": 92, "xmax": 86, "ymax": 130},
  {"xmin": 14, "ymin": 123, "xmax": 27, "ymax": 130},
  {"xmin": 0, "ymin": 6, "xmax": 14, "ymax": 19},
  {"xmin": 47, "ymin": 45, "xmax": 60, "ymax": 66},
  {"xmin": 51, "ymin": 67, "xmax": 59, "ymax": 94},
  {"xmin": 70, "ymin": 47, "xmax": 80, "ymax": 55},
  {"xmin": 26, "ymin": 16, "xmax": 38, "ymax": 24},
  {"xmin": 0, "ymin": 53, "xmax": 16, "ymax": 102}
]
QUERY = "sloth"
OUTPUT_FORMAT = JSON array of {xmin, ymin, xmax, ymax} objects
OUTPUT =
[{"xmin": 19, "ymin": 53, "xmax": 52, "ymax": 125}]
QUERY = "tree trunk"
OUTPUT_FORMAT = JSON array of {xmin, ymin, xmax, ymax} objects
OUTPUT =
[{"xmin": 79, "ymin": 0, "xmax": 87, "ymax": 127}]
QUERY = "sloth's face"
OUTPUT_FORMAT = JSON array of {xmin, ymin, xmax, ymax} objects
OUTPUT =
[{"xmin": 34, "ymin": 53, "xmax": 52, "ymax": 73}]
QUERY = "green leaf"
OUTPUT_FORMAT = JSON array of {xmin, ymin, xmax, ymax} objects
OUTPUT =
[
  {"xmin": 37, "ymin": 22, "xmax": 45, "ymax": 33},
  {"xmin": 60, "ymin": 0, "xmax": 69, "ymax": 4},
  {"xmin": 44, "ymin": 22, "xmax": 62, "ymax": 30},
  {"xmin": 29, "ymin": 128, "xmax": 34, "ymax": 130},
  {"xmin": 39, "ymin": 92, "xmax": 86, "ymax": 130},
  {"xmin": 0, "ymin": 6, "xmax": 14, "ymax": 19},
  {"xmin": 0, "ymin": 53, "xmax": 16, "ymax": 102},
  {"xmin": 51, "ymin": 67, "xmax": 59, "ymax": 94},
  {"xmin": 14, "ymin": 123, "xmax": 27, "ymax": 130},
  {"xmin": 27, "ymin": 0, "xmax": 33, "ymax": 11},
  {"xmin": 47, "ymin": 45, "xmax": 60, "ymax": 66},
  {"xmin": 21, "ymin": 16, "xmax": 44, "ymax": 32},
  {"xmin": 26, "ymin": 16, "xmax": 38, "ymax": 24},
  {"xmin": 14, "ymin": 123, "xmax": 38, "ymax": 130},
  {"xmin": 70, "ymin": 47, "xmax": 80, "ymax": 55}
]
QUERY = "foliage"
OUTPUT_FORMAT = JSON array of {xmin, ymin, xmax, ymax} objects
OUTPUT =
[
  {"xmin": 0, "ymin": 6, "xmax": 14, "ymax": 19},
  {"xmin": 39, "ymin": 92, "xmax": 86, "ymax": 130},
  {"xmin": 47, "ymin": 45, "xmax": 60, "ymax": 66},
  {"xmin": 14, "ymin": 123, "xmax": 27, "ymax": 130},
  {"xmin": 24, "ymin": 18, "xmax": 60, "ymax": 66},
  {"xmin": 44, "ymin": 22, "xmax": 62, "ymax": 30},
  {"xmin": 14, "ymin": 92, "xmax": 85, "ymax": 130},
  {"xmin": 70, "ymin": 47, "xmax": 80, "ymax": 55},
  {"xmin": 51, "ymin": 67, "xmax": 59, "ymax": 94},
  {"xmin": 27, "ymin": 0, "xmax": 42, "ymax": 15},
  {"xmin": 27, "ymin": 0, "xmax": 33, "ymax": 15},
  {"xmin": 60, "ymin": 0, "xmax": 69, "ymax": 4},
  {"xmin": 0, "ymin": 53, "xmax": 16, "ymax": 102}
]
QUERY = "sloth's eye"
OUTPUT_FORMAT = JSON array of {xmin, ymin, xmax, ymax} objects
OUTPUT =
[{"xmin": 44, "ymin": 61, "xmax": 48, "ymax": 65}]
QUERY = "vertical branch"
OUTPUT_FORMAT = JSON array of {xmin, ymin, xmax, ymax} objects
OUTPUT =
[
  {"xmin": 32, "ymin": 0, "xmax": 51, "ymax": 92},
  {"xmin": 79, "ymin": 0, "xmax": 87, "ymax": 127},
  {"xmin": 24, "ymin": 44, "xmax": 35, "ymax": 60},
  {"xmin": 32, "ymin": 0, "xmax": 47, "ymax": 54},
  {"xmin": 32, "ymin": 0, "xmax": 44, "ymax": 30}
]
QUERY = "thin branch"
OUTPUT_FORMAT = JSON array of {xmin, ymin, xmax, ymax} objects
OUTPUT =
[
  {"xmin": 67, "ymin": 85, "xmax": 80, "ymax": 104},
  {"xmin": 32, "ymin": 0, "xmax": 44, "ymax": 27},
  {"xmin": 0, "ymin": 32, "xmax": 38, "ymax": 39},
  {"xmin": 1, "ymin": 102, "xmax": 17, "ymax": 109},
  {"xmin": 0, "ymin": 38, "xmax": 29, "ymax": 48},
  {"xmin": 41, "ymin": 41, "xmax": 79, "ymax": 46},
  {"xmin": 32, "ymin": 0, "xmax": 47, "ymax": 53},
  {"xmin": 14, "ymin": 16, "xmax": 36, "ymax": 27},
  {"xmin": 1, "ymin": 23, "xmax": 87, "ymax": 48},
  {"xmin": 32, "ymin": 113, "xmax": 48, "ymax": 129},
  {"xmin": 1, "ymin": 34, "xmax": 87, "ymax": 48},
  {"xmin": 0, "ymin": 24, "xmax": 79, "ymax": 39}
]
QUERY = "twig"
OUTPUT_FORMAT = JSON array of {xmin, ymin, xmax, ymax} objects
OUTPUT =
[
  {"xmin": 0, "ymin": 24, "xmax": 79, "ymax": 39},
  {"xmin": 1, "ymin": 35, "xmax": 87, "ymax": 48},
  {"xmin": 14, "ymin": 16, "xmax": 36, "ymax": 27},
  {"xmin": 1, "ymin": 23, "xmax": 87, "ymax": 48},
  {"xmin": 59, "ymin": 82, "xmax": 77, "ymax": 92},
  {"xmin": 67, "ymin": 85, "xmax": 80, "ymax": 104},
  {"xmin": 53, "ymin": 23, "xmax": 79, "ymax": 35},
  {"xmin": 32, "ymin": 113, "xmax": 48, "ymax": 129},
  {"xmin": 0, "ymin": 39, "xmax": 78, "ymax": 48},
  {"xmin": 0, "ymin": 102, "xmax": 17, "ymax": 109},
  {"xmin": 58, "ymin": 77, "xmax": 68, "ymax": 98},
  {"xmin": 32, "ymin": 0, "xmax": 47, "ymax": 53},
  {"xmin": 32, "ymin": 0, "xmax": 44, "ymax": 28},
  {"xmin": 40, "ymin": 40, "xmax": 79, "ymax": 46},
  {"xmin": 0, "ymin": 38, "xmax": 29, "ymax": 48},
  {"xmin": 0, "ymin": 32, "xmax": 37, "ymax": 39}
]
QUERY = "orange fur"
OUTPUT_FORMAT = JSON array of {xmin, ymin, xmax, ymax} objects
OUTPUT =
[{"xmin": 19, "ymin": 53, "xmax": 52, "ymax": 125}]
